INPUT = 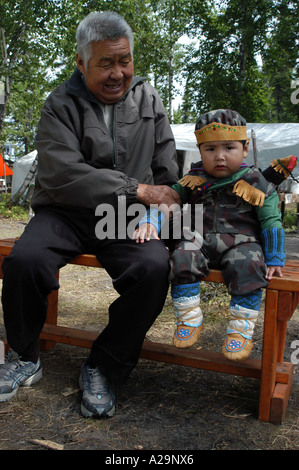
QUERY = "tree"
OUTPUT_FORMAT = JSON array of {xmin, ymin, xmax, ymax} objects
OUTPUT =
[
  {"xmin": 262, "ymin": 0, "xmax": 299, "ymax": 122},
  {"xmin": 0, "ymin": 1, "xmax": 59, "ymax": 134},
  {"xmin": 186, "ymin": 0, "xmax": 273, "ymax": 121},
  {"xmin": 1, "ymin": 0, "xmax": 298, "ymax": 162},
  {"xmin": 2, "ymin": 50, "xmax": 51, "ymax": 157},
  {"xmin": 148, "ymin": 0, "xmax": 208, "ymax": 122}
]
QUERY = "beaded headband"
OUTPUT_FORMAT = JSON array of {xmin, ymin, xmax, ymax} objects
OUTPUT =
[{"xmin": 195, "ymin": 122, "xmax": 248, "ymax": 145}]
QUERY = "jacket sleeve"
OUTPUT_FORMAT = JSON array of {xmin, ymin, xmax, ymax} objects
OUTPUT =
[
  {"xmin": 255, "ymin": 191, "xmax": 285, "ymax": 266},
  {"xmin": 33, "ymin": 94, "xmax": 139, "ymax": 211}
]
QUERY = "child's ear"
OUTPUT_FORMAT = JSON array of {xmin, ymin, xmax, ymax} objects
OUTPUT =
[{"xmin": 243, "ymin": 139, "xmax": 250, "ymax": 158}]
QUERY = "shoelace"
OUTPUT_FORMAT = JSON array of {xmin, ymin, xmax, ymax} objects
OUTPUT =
[
  {"xmin": 87, "ymin": 367, "xmax": 109, "ymax": 394},
  {"xmin": 0, "ymin": 358, "xmax": 22, "ymax": 379},
  {"xmin": 0, "ymin": 356, "xmax": 37, "ymax": 379}
]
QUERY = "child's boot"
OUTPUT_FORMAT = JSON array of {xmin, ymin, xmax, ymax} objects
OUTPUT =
[
  {"xmin": 222, "ymin": 292, "xmax": 262, "ymax": 361},
  {"xmin": 171, "ymin": 282, "xmax": 203, "ymax": 348}
]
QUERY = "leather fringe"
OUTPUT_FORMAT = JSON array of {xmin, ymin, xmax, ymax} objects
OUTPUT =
[
  {"xmin": 270, "ymin": 155, "xmax": 298, "ymax": 178},
  {"xmin": 178, "ymin": 174, "xmax": 206, "ymax": 190},
  {"xmin": 232, "ymin": 179, "xmax": 265, "ymax": 207}
]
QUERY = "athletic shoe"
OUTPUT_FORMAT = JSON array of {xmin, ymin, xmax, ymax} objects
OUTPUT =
[
  {"xmin": 0, "ymin": 354, "xmax": 42, "ymax": 402},
  {"xmin": 79, "ymin": 361, "xmax": 115, "ymax": 418}
]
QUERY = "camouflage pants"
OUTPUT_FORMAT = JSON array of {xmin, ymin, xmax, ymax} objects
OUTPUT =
[{"xmin": 169, "ymin": 232, "xmax": 268, "ymax": 296}]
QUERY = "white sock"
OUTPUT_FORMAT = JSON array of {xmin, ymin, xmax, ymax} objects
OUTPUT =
[{"xmin": 226, "ymin": 304, "xmax": 259, "ymax": 339}]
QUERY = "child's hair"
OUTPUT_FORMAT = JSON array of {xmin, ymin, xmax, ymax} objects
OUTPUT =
[{"xmin": 195, "ymin": 109, "xmax": 247, "ymax": 147}]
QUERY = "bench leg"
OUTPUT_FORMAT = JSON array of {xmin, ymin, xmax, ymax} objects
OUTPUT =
[
  {"xmin": 269, "ymin": 363, "xmax": 294, "ymax": 424},
  {"xmin": 259, "ymin": 289, "xmax": 296, "ymax": 424},
  {"xmin": 269, "ymin": 291, "xmax": 297, "ymax": 424},
  {"xmin": 259, "ymin": 289, "xmax": 279, "ymax": 422}
]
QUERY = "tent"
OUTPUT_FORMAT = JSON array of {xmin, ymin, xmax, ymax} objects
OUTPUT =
[
  {"xmin": 11, "ymin": 150, "xmax": 37, "ymax": 197},
  {"xmin": 0, "ymin": 153, "xmax": 13, "ymax": 177},
  {"xmin": 11, "ymin": 123, "xmax": 299, "ymax": 199},
  {"xmin": 171, "ymin": 122, "xmax": 299, "ymax": 193}
]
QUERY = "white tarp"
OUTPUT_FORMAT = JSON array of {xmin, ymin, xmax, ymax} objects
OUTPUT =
[
  {"xmin": 171, "ymin": 122, "xmax": 299, "ymax": 193},
  {"xmin": 11, "ymin": 150, "xmax": 37, "ymax": 197},
  {"xmin": 11, "ymin": 123, "xmax": 299, "ymax": 197}
]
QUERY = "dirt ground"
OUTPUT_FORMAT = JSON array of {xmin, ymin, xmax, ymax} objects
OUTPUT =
[{"xmin": 0, "ymin": 216, "xmax": 298, "ymax": 453}]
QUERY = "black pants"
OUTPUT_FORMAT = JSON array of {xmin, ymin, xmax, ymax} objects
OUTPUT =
[{"xmin": 1, "ymin": 207, "xmax": 170, "ymax": 382}]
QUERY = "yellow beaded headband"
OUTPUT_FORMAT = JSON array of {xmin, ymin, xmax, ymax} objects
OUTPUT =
[{"xmin": 195, "ymin": 122, "xmax": 248, "ymax": 145}]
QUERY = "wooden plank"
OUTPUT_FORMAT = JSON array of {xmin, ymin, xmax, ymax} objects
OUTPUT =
[
  {"xmin": 39, "ymin": 324, "xmax": 291, "ymax": 386},
  {"xmin": 275, "ymin": 362, "xmax": 293, "ymax": 385},
  {"xmin": 1, "ymin": 239, "xmax": 299, "ymax": 290},
  {"xmin": 259, "ymin": 289, "xmax": 279, "ymax": 422},
  {"xmin": 69, "ymin": 254, "xmax": 102, "ymax": 268},
  {"xmin": 277, "ymin": 292, "xmax": 294, "ymax": 362},
  {"xmin": 140, "ymin": 340, "xmax": 262, "ymax": 378},
  {"xmin": 40, "ymin": 323, "xmax": 262, "ymax": 377},
  {"xmin": 269, "ymin": 366, "xmax": 294, "ymax": 425},
  {"xmin": 277, "ymin": 292, "xmax": 295, "ymax": 322},
  {"xmin": 40, "ymin": 324, "xmax": 98, "ymax": 349}
]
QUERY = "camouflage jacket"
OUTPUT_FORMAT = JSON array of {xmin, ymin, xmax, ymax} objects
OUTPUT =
[
  {"xmin": 139, "ymin": 162, "xmax": 285, "ymax": 265},
  {"xmin": 171, "ymin": 162, "xmax": 285, "ymax": 266},
  {"xmin": 174, "ymin": 162, "xmax": 282, "ymax": 237}
]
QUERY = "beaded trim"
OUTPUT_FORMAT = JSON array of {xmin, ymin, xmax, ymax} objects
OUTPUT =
[{"xmin": 195, "ymin": 122, "xmax": 248, "ymax": 144}]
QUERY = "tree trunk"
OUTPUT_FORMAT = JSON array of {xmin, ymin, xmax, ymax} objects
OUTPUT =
[
  {"xmin": 0, "ymin": 28, "xmax": 10, "ymax": 135},
  {"xmin": 168, "ymin": 48, "xmax": 174, "ymax": 123}
]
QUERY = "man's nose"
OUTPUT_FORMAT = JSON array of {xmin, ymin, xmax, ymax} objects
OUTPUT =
[{"xmin": 110, "ymin": 64, "xmax": 123, "ymax": 79}]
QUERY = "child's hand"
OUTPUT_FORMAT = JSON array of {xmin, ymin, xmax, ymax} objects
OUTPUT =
[
  {"xmin": 266, "ymin": 266, "xmax": 283, "ymax": 280},
  {"xmin": 133, "ymin": 223, "xmax": 160, "ymax": 243}
]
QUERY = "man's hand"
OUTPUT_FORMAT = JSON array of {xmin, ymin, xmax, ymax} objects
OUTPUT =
[{"xmin": 137, "ymin": 184, "xmax": 181, "ymax": 208}]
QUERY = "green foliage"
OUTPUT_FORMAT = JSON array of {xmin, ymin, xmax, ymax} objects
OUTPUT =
[
  {"xmin": 283, "ymin": 205, "xmax": 298, "ymax": 232},
  {"xmin": 0, "ymin": 193, "xmax": 28, "ymax": 219},
  {"xmin": 0, "ymin": 0, "xmax": 298, "ymax": 159}
]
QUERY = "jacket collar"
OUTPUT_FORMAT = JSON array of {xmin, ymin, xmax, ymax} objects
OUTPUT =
[{"xmin": 66, "ymin": 67, "xmax": 145, "ymax": 104}]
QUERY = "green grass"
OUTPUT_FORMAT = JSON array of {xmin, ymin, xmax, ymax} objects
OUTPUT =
[
  {"xmin": 0, "ymin": 193, "xmax": 29, "ymax": 219},
  {"xmin": 283, "ymin": 204, "xmax": 298, "ymax": 232}
]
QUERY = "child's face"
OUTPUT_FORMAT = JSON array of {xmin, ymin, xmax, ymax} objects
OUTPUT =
[{"xmin": 200, "ymin": 140, "xmax": 249, "ymax": 178}]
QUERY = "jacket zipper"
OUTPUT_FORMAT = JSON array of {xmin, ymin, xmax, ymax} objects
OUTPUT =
[
  {"xmin": 112, "ymin": 105, "xmax": 117, "ymax": 169},
  {"xmin": 110, "ymin": 77, "xmax": 146, "ymax": 170}
]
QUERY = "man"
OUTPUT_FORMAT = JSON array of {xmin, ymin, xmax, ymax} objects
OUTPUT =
[{"xmin": 0, "ymin": 11, "xmax": 179, "ymax": 418}]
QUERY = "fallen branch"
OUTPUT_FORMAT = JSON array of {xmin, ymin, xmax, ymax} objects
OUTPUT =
[{"xmin": 29, "ymin": 439, "xmax": 64, "ymax": 451}]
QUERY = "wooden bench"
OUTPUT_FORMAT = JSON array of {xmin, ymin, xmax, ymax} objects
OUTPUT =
[{"xmin": 0, "ymin": 237, "xmax": 298, "ymax": 424}]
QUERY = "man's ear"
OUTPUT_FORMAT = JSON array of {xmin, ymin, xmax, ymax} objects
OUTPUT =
[{"xmin": 76, "ymin": 53, "xmax": 86, "ymax": 74}]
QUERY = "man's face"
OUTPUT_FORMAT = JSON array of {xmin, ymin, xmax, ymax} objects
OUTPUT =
[{"xmin": 76, "ymin": 37, "xmax": 134, "ymax": 104}]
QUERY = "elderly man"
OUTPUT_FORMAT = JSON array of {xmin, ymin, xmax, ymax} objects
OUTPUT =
[{"xmin": 0, "ymin": 11, "xmax": 179, "ymax": 418}]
